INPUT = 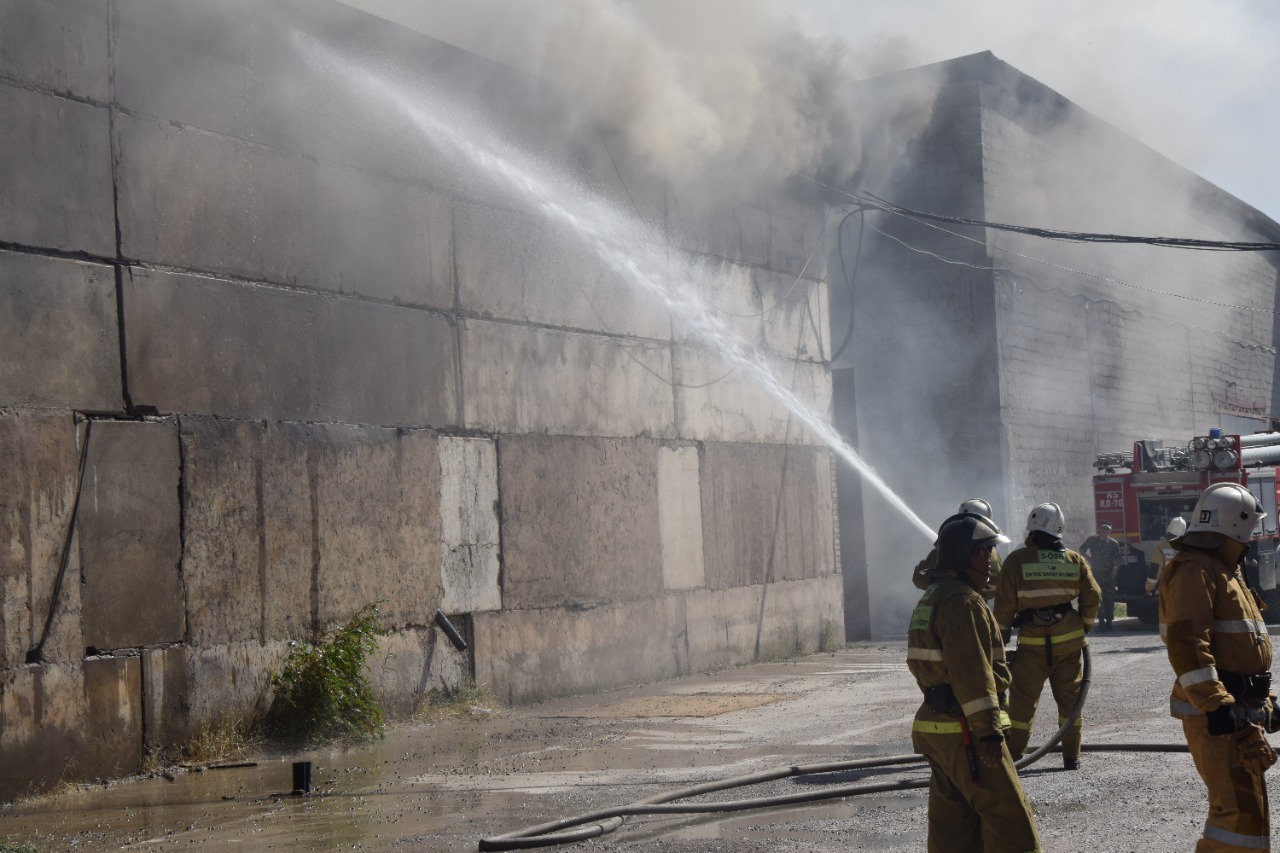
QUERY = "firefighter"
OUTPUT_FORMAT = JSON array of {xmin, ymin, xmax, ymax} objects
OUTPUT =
[
  {"xmin": 1079, "ymin": 521, "xmax": 1121, "ymax": 629},
  {"xmin": 1160, "ymin": 482, "xmax": 1280, "ymax": 852},
  {"xmin": 1145, "ymin": 516, "xmax": 1187, "ymax": 594},
  {"xmin": 912, "ymin": 498, "xmax": 1003, "ymax": 599},
  {"xmin": 908, "ymin": 512, "xmax": 1042, "ymax": 853},
  {"xmin": 993, "ymin": 502, "xmax": 1102, "ymax": 770}
]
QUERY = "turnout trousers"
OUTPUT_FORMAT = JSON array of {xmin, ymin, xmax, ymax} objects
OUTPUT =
[
  {"xmin": 1183, "ymin": 715, "xmax": 1271, "ymax": 852},
  {"xmin": 1006, "ymin": 638, "xmax": 1084, "ymax": 761},
  {"xmin": 912, "ymin": 725, "xmax": 1041, "ymax": 853}
]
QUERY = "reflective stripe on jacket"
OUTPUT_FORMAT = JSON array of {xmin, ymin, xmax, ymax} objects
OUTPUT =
[
  {"xmin": 1159, "ymin": 542, "xmax": 1272, "ymax": 716},
  {"xmin": 907, "ymin": 576, "xmax": 1011, "ymax": 740},
  {"xmin": 993, "ymin": 540, "xmax": 1102, "ymax": 638}
]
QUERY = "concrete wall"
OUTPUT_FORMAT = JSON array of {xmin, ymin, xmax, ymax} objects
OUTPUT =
[
  {"xmin": 834, "ymin": 52, "xmax": 1280, "ymax": 637},
  {"xmin": 0, "ymin": 0, "xmax": 839, "ymax": 797}
]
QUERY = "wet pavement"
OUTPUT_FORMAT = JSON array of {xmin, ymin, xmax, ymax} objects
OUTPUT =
[{"xmin": 0, "ymin": 620, "xmax": 1245, "ymax": 850}]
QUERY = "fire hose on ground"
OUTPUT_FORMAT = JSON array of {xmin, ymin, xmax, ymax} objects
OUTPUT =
[{"xmin": 476, "ymin": 644, "xmax": 1189, "ymax": 851}]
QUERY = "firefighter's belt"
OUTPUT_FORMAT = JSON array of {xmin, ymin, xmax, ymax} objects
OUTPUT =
[
  {"xmin": 1017, "ymin": 627, "xmax": 1086, "ymax": 645},
  {"xmin": 1221, "ymin": 669, "xmax": 1273, "ymax": 702},
  {"xmin": 1012, "ymin": 602, "xmax": 1073, "ymax": 627}
]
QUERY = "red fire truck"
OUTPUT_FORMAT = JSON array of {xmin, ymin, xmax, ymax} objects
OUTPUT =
[{"xmin": 1092, "ymin": 429, "xmax": 1280, "ymax": 625}]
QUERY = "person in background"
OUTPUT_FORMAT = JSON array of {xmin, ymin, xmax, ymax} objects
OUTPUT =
[
  {"xmin": 1146, "ymin": 516, "xmax": 1187, "ymax": 595},
  {"xmin": 913, "ymin": 498, "xmax": 1003, "ymax": 600},
  {"xmin": 994, "ymin": 502, "xmax": 1102, "ymax": 770},
  {"xmin": 1160, "ymin": 482, "xmax": 1279, "ymax": 852},
  {"xmin": 1079, "ymin": 521, "xmax": 1121, "ymax": 630},
  {"xmin": 908, "ymin": 512, "xmax": 1042, "ymax": 853}
]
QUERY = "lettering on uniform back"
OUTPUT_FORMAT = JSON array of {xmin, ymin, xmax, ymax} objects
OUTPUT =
[
  {"xmin": 909, "ymin": 602, "xmax": 933, "ymax": 633},
  {"xmin": 1022, "ymin": 550, "xmax": 1075, "ymax": 582}
]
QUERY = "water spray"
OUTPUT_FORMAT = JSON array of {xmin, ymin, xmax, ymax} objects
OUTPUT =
[{"xmin": 297, "ymin": 32, "xmax": 935, "ymax": 541}]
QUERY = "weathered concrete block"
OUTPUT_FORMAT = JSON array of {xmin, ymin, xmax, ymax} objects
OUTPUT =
[
  {"xmin": 473, "ymin": 596, "xmax": 686, "ymax": 704},
  {"xmin": 454, "ymin": 202, "xmax": 670, "ymax": 339},
  {"xmin": 439, "ymin": 436, "xmax": 501, "ymax": 614},
  {"xmin": 0, "ymin": 86, "xmax": 114, "ymax": 256},
  {"xmin": 0, "ymin": 662, "xmax": 86, "ymax": 800},
  {"xmin": 80, "ymin": 420, "xmax": 184, "ymax": 651},
  {"xmin": 141, "ymin": 646, "xmax": 188, "ymax": 751},
  {"xmin": 0, "ymin": 0, "xmax": 109, "ymax": 100},
  {"xmin": 260, "ymin": 423, "xmax": 318, "ymax": 642},
  {"xmin": 82, "ymin": 656, "xmax": 143, "ymax": 781},
  {"xmin": 669, "ymin": 257, "xmax": 764, "ymax": 352},
  {"xmin": 700, "ymin": 443, "xmax": 836, "ymax": 591},
  {"xmin": 369, "ymin": 628, "xmax": 467, "ymax": 718},
  {"xmin": 658, "ymin": 445, "xmax": 705, "ymax": 591},
  {"xmin": 0, "ymin": 412, "xmax": 84, "ymax": 669},
  {"xmin": 184, "ymin": 640, "xmax": 286, "ymax": 727},
  {"xmin": 499, "ymin": 435, "xmax": 662, "ymax": 609},
  {"xmin": 673, "ymin": 346, "xmax": 832, "ymax": 445},
  {"xmin": 684, "ymin": 575, "xmax": 843, "ymax": 673},
  {"xmin": 115, "ymin": 113, "xmax": 454, "ymax": 307},
  {"xmin": 0, "ymin": 252, "xmax": 121, "ymax": 412},
  {"xmin": 181, "ymin": 418, "xmax": 264, "ymax": 647},
  {"xmin": 314, "ymin": 425, "xmax": 441, "ymax": 630},
  {"xmin": 461, "ymin": 319, "xmax": 676, "ymax": 438},
  {"xmin": 122, "ymin": 267, "xmax": 459, "ymax": 425},
  {"xmin": 757, "ymin": 269, "xmax": 829, "ymax": 362}
]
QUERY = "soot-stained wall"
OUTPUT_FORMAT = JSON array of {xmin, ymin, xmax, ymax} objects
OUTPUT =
[
  {"xmin": 0, "ymin": 0, "xmax": 840, "ymax": 798},
  {"xmin": 834, "ymin": 52, "xmax": 1280, "ymax": 637}
]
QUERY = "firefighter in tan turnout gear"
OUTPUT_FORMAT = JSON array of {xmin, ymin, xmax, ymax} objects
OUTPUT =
[
  {"xmin": 908, "ymin": 512, "xmax": 1043, "ymax": 853},
  {"xmin": 993, "ymin": 502, "xmax": 1102, "ymax": 770},
  {"xmin": 1160, "ymin": 482, "xmax": 1280, "ymax": 852},
  {"xmin": 912, "ymin": 498, "xmax": 1004, "ymax": 598}
]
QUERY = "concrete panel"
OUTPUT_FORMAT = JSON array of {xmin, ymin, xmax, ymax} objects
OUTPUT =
[
  {"xmin": 684, "ymin": 575, "xmax": 843, "ymax": 673},
  {"xmin": 181, "ymin": 418, "xmax": 263, "ymax": 647},
  {"xmin": 499, "ymin": 435, "xmax": 662, "ymax": 610},
  {"xmin": 461, "ymin": 320, "xmax": 676, "ymax": 438},
  {"xmin": 658, "ymin": 445, "xmax": 705, "ymax": 591},
  {"xmin": 82, "ymin": 656, "xmax": 143, "ymax": 781},
  {"xmin": 80, "ymin": 420, "xmax": 184, "ymax": 651},
  {"xmin": 439, "ymin": 436, "xmax": 501, "ymax": 614},
  {"xmin": 674, "ymin": 346, "xmax": 832, "ymax": 445},
  {"xmin": 669, "ymin": 257, "xmax": 764, "ymax": 352},
  {"xmin": 184, "ymin": 640, "xmax": 285, "ymax": 726},
  {"xmin": 0, "ymin": 85, "xmax": 114, "ymax": 256},
  {"xmin": 0, "ymin": 662, "xmax": 85, "ymax": 800},
  {"xmin": 757, "ymin": 269, "xmax": 829, "ymax": 362},
  {"xmin": 454, "ymin": 202, "xmax": 670, "ymax": 340},
  {"xmin": 115, "ymin": 114, "xmax": 454, "ymax": 308},
  {"xmin": 700, "ymin": 443, "xmax": 836, "ymax": 591},
  {"xmin": 122, "ymin": 267, "xmax": 459, "ymax": 425},
  {"xmin": 0, "ymin": 0, "xmax": 109, "ymax": 100},
  {"xmin": 141, "ymin": 646, "xmax": 188, "ymax": 751},
  {"xmin": 260, "ymin": 423, "xmax": 318, "ymax": 642},
  {"xmin": 369, "ymin": 628, "xmax": 467, "ymax": 718},
  {"xmin": 314, "ymin": 425, "xmax": 441, "ymax": 630},
  {"xmin": 0, "ymin": 412, "xmax": 84, "ymax": 669},
  {"xmin": 0, "ymin": 252, "xmax": 121, "ymax": 412},
  {"xmin": 473, "ymin": 596, "xmax": 687, "ymax": 704}
]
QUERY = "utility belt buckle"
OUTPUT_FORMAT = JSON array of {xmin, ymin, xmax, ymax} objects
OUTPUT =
[{"xmin": 1222, "ymin": 669, "xmax": 1272, "ymax": 702}]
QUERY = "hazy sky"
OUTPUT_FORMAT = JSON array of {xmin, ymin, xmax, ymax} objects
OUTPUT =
[{"xmin": 341, "ymin": 0, "xmax": 1280, "ymax": 227}]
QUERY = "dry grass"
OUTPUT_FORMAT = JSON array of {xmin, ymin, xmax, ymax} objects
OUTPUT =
[{"xmin": 177, "ymin": 717, "xmax": 263, "ymax": 766}]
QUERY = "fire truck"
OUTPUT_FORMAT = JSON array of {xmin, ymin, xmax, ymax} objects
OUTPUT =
[{"xmin": 1092, "ymin": 429, "xmax": 1280, "ymax": 625}]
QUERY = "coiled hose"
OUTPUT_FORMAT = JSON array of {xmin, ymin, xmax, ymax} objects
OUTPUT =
[{"xmin": 477, "ymin": 644, "xmax": 1187, "ymax": 851}]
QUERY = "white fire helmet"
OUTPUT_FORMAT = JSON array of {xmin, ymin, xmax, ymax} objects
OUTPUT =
[
  {"xmin": 958, "ymin": 498, "xmax": 994, "ymax": 521},
  {"xmin": 1166, "ymin": 516, "xmax": 1188, "ymax": 538},
  {"xmin": 1187, "ymin": 483, "xmax": 1265, "ymax": 543},
  {"xmin": 1026, "ymin": 502, "xmax": 1066, "ymax": 537}
]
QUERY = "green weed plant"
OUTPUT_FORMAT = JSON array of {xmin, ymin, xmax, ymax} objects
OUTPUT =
[{"xmin": 266, "ymin": 603, "xmax": 390, "ymax": 744}]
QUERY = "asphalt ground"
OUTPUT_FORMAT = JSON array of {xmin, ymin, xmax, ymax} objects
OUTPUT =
[{"xmin": 0, "ymin": 618, "xmax": 1259, "ymax": 851}]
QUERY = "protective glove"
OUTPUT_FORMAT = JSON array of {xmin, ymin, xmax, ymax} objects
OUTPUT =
[
  {"xmin": 1207, "ymin": 703, "xmax": 1245, "ymax": 736},
  {"xmin": 1233, "ymin": 725, "xmax": 1278, "ymax": 775},
  {"xmin": 1266, "ymin": 696, "xmax": 1280, "ymax": 734}
]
